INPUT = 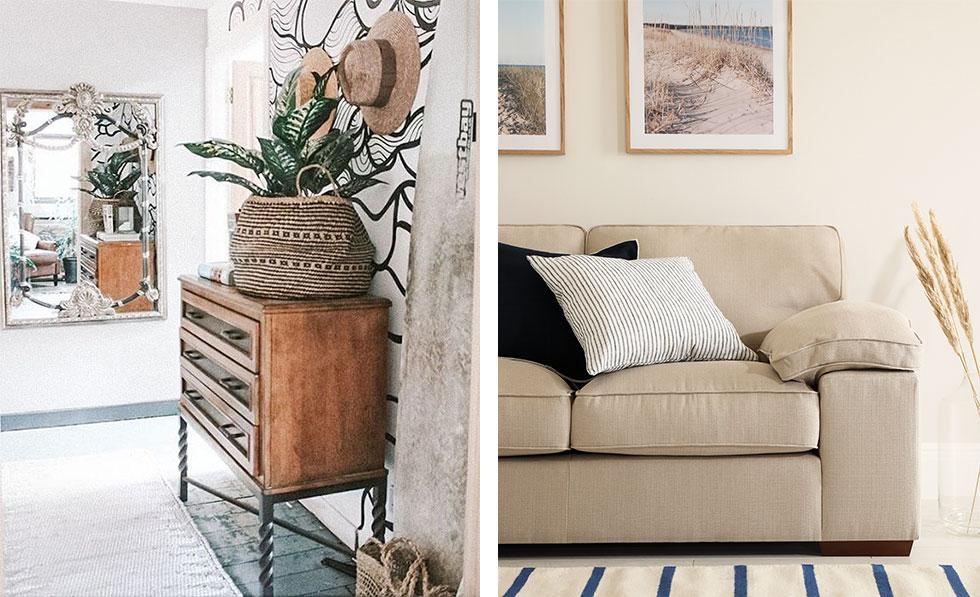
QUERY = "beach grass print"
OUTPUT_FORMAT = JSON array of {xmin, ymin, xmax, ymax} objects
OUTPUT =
[
  {"xmin": 499, "ymin": 0, "xmax": 548, "ymax": 136},
  {"xmin": 499, "ymin": 65, "xmax": 546, "ymax": 135},
  {"xmin": 643, "ymin": 0, "xmax": 774, "ymax": 135}
]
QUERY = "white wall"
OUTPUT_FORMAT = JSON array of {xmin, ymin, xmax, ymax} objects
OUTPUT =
[
  {"xmin": 499, "ymin": 0, "xmax": 980, "ymax": 442},
  {"xmin": 203, "ymin": 0, "xmax": 268, "ymax": 261},
  {"xmin": 0, "ymin": 0, "xmax": 207, "ymax": 414}
]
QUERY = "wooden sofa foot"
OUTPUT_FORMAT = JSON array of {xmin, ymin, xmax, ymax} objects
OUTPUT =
[{"xmin": 819, "ymin": 541, "xmax": 913, "ymax": 557}]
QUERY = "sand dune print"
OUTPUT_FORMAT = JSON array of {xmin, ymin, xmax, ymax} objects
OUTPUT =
[
  {"xmin": 499, "ymin": 65, "xmax": 546, "ymax": 135},
  {"xmin": 643, "ymin": 1, "xmax": 774, "ymax": 135}
]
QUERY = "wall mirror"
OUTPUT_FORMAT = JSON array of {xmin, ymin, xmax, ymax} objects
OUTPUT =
[{"xmin": 1, "ymin": 84, "xmax": 164, "ymax": 327}]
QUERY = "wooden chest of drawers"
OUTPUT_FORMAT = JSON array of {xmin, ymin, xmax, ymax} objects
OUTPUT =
[
  {"xmin": 79, "ymin": 234, "xmax": 156, "ymax": 313},
  {"xmin": 177, "ymin": 275, "xmax": 390, "ymax": 595},
  {"xmin": 178, "ymin": 274, "xmax": 390, "ymax": 492}
]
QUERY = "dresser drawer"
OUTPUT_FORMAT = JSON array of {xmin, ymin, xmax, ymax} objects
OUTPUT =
[
  {"xmin": 181, "ymin": 289, "xmax": 259, "ymax": 372},
  {"xmin": 180, "ymin": 374, "xmax": 258, "ymax": 476},
  {"xmin": 180, "ymin": 328, "xmax": 258, "ymax": 425}
]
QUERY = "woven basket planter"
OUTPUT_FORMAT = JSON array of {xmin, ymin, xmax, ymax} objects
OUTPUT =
[{"xmin": 230, "ymin": 194, "xmax": 375, "ymax": 300}]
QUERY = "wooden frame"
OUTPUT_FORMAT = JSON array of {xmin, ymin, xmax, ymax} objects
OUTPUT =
[
  {"xmin": 499, "ymin": 0, "xmax": 565, "ymax": 155},
  {"xmin": 624, "ymin": 0, "xmax": 793, "ymax": 154}
]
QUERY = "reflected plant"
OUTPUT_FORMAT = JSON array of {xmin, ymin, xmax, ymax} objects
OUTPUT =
[
  {"xmin": 79, "ymin": 148, "xmax": 141, "ymax": 202},
  {"xmin": 9, "ymin": 246, "xmax": 35, "ymax": 272},
  {"xmin": 78, "ymin": 148, "xmax": 143, "ymax": 232}
]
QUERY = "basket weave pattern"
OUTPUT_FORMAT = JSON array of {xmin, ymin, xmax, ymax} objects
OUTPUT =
[
  {"xmin": 355, "ymin": 538, "xmax": 454, "ymax": 597},
  {"xmin": 230, "ymin": 194, "xmax": 375, "ymax": 299}
]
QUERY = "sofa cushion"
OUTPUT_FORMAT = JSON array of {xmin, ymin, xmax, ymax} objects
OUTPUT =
[
  {"xmin": 586, "ymin": 225, "xmax": 844, "ymax": 349},
  {"xmin": 500, "ymin": 240, "xmax": 638, "ymax": 383},
  {"xmin": 24, "ymin": 249, "xmax": 59, "ymax": 267},
  {"xmin": 499, "ymin": 357, "xmax": 572, "ymax": 456},
  {"xmin": 20, "ymin": 230, "xmax": 40, "ymax": 251},
  {"xmin": 527, "ymin": 255, "xmax": 757, "ymax": 376},
  {"xmin": 572, "ymin": 361, "xmax": 819, "ymax": 456},
  {"xmin": 759, "ymin": 300, "xmax": 923, "ymax": 385},
  {"xmin": 499, "ymin": 224, "xmax": 585, "ymax": 254}
]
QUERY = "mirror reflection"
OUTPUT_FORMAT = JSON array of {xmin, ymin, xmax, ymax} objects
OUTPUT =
[{"xmin": 2, "ymin": 85, "xmax": 163, "ymax": 326}]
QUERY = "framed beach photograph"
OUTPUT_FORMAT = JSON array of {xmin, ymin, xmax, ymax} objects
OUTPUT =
[
  {"xmin": 499, "ymin": 0, "xmax": 565, "ymax": 154},
  {"xmin": 625, "ymin": 0, "xmax": 792, "ymax": 154}
]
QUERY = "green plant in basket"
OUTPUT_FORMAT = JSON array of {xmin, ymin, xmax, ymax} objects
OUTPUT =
[
  {"xmin": 179, "ymin": 66, "xmax": 381, "ymax": 300},
  {"xmin": 181, "ymin": 71, "xmax": 381, "ymax": 198}
]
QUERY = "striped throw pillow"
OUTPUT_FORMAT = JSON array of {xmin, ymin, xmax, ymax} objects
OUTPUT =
[{"xmin": 527, "ymin": 254, "xmax": 758, "ymax": 376}]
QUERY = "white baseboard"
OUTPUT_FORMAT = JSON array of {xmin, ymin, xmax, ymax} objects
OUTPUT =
[{"xmin": 301, "ymin": 493, "xmax": 363, "ymax": 551}]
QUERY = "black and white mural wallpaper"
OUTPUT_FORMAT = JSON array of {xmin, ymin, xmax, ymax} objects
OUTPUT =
[
  {"xmin": 269, "ymin": 0, "xmax": 440, "ymax": 539},
  {"xmin": 228, "ymin": 0, "xmax": 264, "ymax": 31}
]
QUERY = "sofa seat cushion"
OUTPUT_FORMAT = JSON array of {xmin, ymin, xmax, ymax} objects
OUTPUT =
[
  {"xmin": 499, "ymin": 357, "xmax": 572, "ymax": 456},
  {"xmin": 24, "ymin": 249, "xmax": 59, "ymax": 267},
  {"xmin": 572, "ymin": 361, "xmax": 818, "ymax": 456}
]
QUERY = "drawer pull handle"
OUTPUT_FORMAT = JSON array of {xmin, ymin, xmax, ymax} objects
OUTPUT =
[
  {"xmin": 185, "ymin": 389, "xmax": 203, "ymax": 400},
  {"xmin": 186, "ymin": 309, "xmax": 205, "ymax": 320},
  {"xmin": 219, "ymin": 423, "xmax": 246, "ymax": 440},
  {"xmin": 219, "ymin": 377, "xmax": 247, "ymax": 392},
  {"xmin": 220, "ymin": 328, "xmax": 246, "ymax": 341},
  {"xmin": 183, "ymin": 349, "xmax": 203, "ymax": 360}
]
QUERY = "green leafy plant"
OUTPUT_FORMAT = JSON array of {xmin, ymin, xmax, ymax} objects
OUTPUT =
[
  {"xmin": 78, "ymin": 149, "xmax": 143, "ymax": 232},
  {"xmin": 181, "ymin": 70, "xmax": 381, "ymax": 198},
  {"xmin": 9, "ymin": 246, "xmax": 35, "ymax": 272},
  {"xmin": 55, "ymin": 225, "xmax": 76, "ymax": 261},
  {"xmin": 79, "ymin": 149, "xmax": 141, "ymax": 202}
]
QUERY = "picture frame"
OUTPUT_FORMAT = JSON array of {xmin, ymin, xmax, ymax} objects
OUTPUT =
[
  {"xmin": 624, "ymin": 0, "xmax": 793, "ymax": 154},
  {"xmin": 498, "ymin": 0, "xmax": 565, "ymax": 155}
]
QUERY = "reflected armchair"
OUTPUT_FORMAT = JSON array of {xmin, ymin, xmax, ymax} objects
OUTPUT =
[{"xmin": 20, "ymin": 213, "xmax": 60, "ymax": 286}]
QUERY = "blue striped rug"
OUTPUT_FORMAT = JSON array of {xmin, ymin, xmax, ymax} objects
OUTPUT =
[{"xmin": 499, "ymin": 564, "xmax": 980, "ymax": 596}]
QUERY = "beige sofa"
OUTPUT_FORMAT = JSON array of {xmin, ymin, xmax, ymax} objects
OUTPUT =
[{"xmin": 498, "ymin": 224, "xmax": 919, "ymax": 556}]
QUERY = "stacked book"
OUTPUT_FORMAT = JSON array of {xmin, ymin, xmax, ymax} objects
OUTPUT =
[
  {"xmin": 96, "ymin": 231, "xmax": 140, "ymax": 242},
  {"xmin": 198, "ymin": 261, "xmax": 235, "ymax": 286}
]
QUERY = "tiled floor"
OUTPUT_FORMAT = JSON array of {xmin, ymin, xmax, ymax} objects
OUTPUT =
[
  {"xmin": 499, "ymin": 500, "xmax": 980, "ymax": 570},
  {"xmin": 1, "ymin": 415, "xmax": 356, "ymax": 597}
]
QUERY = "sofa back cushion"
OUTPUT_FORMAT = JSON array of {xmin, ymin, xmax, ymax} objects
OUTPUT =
[
  {"xmin": 586, "ymin": 225, "xmax": 845, "ymax": 349},
  {"xmin": 499, "ymin": 225, "xmax": 586, "ymax": 254}
]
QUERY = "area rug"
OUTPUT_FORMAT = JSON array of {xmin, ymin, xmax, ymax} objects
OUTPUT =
[
  {"xmin": 500, "ymin": 564, "xmax": 980, "ymax": 597},
  {"xmin": 2, "ymin": 451, "xmax": 241, "ymax": 596}
]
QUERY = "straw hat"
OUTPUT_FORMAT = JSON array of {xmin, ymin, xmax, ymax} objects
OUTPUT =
[
  {"xmin": 337, "ymin": 12, "xmax": 420, "ymax": 135},
  {"xmin": 296, "ymin": 48, "xmax": 338, "ymax": 137}
]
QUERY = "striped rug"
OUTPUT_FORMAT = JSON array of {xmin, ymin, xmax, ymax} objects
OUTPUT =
[{"xmin": 499, "ymin": 564, "xmax": 980, "ymax": 596}]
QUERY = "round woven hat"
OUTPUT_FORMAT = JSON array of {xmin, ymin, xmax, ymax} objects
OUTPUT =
[
  {"xmin": 337, "ymin": 12, "xmax": 420, "ymax": 135},
  {"xmin": 296, "ymin": 48, "xmax": 338, "ymax": 137}
]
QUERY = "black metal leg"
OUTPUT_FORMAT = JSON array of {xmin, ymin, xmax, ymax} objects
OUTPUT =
[
  {"xmin": 178, "ymin": 415, "xmax": 188, "ymax": 502},
  {"xmin": 371, "ymin": 479, "xmax": 387, "ymax": 542},
  {"xmin": 258, "ymin": 494, "xmax": 274, "ymax": 597}
]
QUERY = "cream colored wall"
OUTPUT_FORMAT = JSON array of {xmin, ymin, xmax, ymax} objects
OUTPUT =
[{"xmin": 499, "ymin": 0, "xmax": 980, "ymax": 442}]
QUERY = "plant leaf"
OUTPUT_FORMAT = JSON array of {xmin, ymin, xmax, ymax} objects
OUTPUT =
[
  {"xmin": 340, "ymin": 176, "xmax": 384, "ymax": 198},
  {"xmin": 312, "ymin": 70, "xmax": 332, "ymax": 98},
  {"xmin": 118, "ymin": 169, "xmax": 142, "ymax": 192},
  {"xmin": 106, "ymin": 149, "xmax": 139, "ymax": 176},
  {"xmin": 188, "ymin": 170, "xmax": 270, "ymax": 196},
  {"xmin": 181, "ymin": 140, "xmax": 266, "ymax": 175},
  {"xmin": 257, "ymin": 138, "xmax": 299, "ymax": 194},
  {"xmin": 275, "ymin": 66, "xmax": 303, "ymax": 118},
  {"xmin": 272, "ymin": 97, "xmax": 337, "ymax": 152},
  {"xmin": 303, "ymin": 129, "xmax": 344, "ymax": 162}
]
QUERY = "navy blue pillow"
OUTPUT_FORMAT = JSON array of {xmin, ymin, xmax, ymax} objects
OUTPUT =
[{"xmin": 498, "ymin": 240, "xmax": 639, "ymax": 385}]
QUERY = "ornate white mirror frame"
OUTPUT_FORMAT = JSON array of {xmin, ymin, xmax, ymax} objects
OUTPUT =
[{"xmin": 0, "ymin": 84, "xmax": 166, "ymax": 327}]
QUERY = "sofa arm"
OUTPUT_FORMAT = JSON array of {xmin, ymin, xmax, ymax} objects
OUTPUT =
[
  {"xmin": 819, "ymin": 369, "xmax": 918, "ymax": 543},
  {"xmin": 760, "ymin": 301, "xmax": 921, "ymax": 385},
  {"xmin": 36, "ymin": 240, "xmax": 57, "ymax": 251}
]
